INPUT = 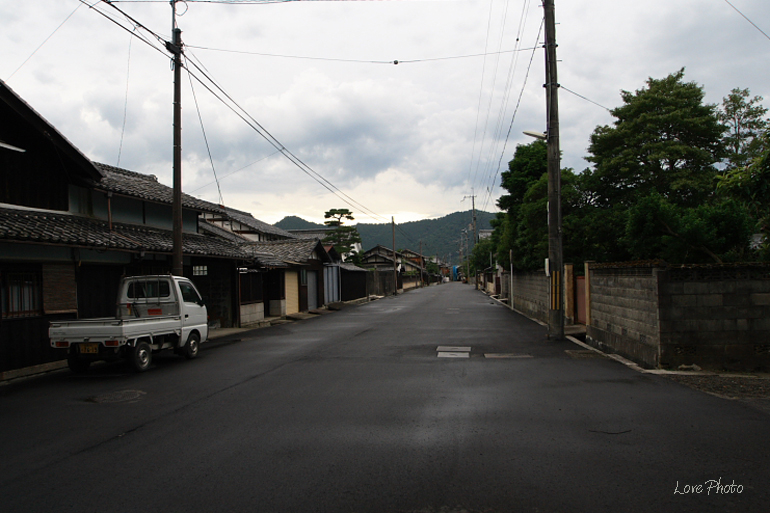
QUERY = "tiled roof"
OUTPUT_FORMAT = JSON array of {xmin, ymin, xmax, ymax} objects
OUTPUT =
[
  {"xmin": 1, "ymin": 80, "xmax": 103, "ymax": 181},
  {"xmin": 222, "ymin": 207, "xmax": 297, "ymax": 239},
  {"xmin": 0, "ymin": 205, "xmax": 246, "ymax": 259},
  {"xmin": 247, "ymin": 239, "xmax": 330, "ymax": 265},
  {"xmin": 340, "ymin": 262, "xmax": 367, "ymax": 272},
  {"xmin": 288, "ymin": 227, "xmax": 334, "ymax": 240},
  {"xmin": 199, "ymin": 220, "xmax": 247, "ymax": 243},
  {"xmin": 92, "ymin": 163, "xmax": 220, "ymax": 213}
]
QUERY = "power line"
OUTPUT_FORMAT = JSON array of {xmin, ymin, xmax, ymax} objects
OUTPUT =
[
  {"xmin": 117, "ymin": 27, "xmax": 136, "ymax": 167},
  {"xmin": 186, "ymin": 65, "xmax": 225, "ymax": 205},
  {"xmin": 7, "ymin": 2, "xmax": 87, "ymax": 81},
  {"xmin": 480, "ymin": 20, "xmax": 542, "ymax": 213},
  {"xmin": 185, "ymin": 43, "xmax": 539, "ymax": 65},
  {"xmin": 187, "ymin": 150, "xmax": 281, "ymax": 194},
  {"xmin": 83, "ymin": 0, "xmax": 392, "ymax": 224},
  {"xmin": 475, "ymin": 0, "xmax": 534, "ymax": 208},
  {"xmin": 183, "ymin": 54, "xmax": 391, "ymax": 223},
  {"xmin": 561, "ymin": 86, "xmax": 611, "ymax": 112},
  {"xmin": 723, "ymin": 0, "xmax": 770, "ymax": 41}
]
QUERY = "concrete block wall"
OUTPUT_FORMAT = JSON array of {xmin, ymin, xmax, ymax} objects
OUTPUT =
[
  {"xmin": 586, "ymin": 266, "xmax": 661, "ymax": 368},
  {"xmin": 240, "ymin": 302, "xmax": 265, "ymax": 327},
  {"xmin": 511, "ymin": 272, "xmax": 549, "ymax": 324},
  {"xmin": 657, "ymin": 267, "xmax": 770, "ymax": 371},
  {"xmin": 584, "ymin": 262, "xmax": 770, "ymax": 371}
]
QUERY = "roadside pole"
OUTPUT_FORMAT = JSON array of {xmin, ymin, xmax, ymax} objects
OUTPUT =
[{"xmin": 544, "ymin": 0, "xmax": 564, "ymax": 340}]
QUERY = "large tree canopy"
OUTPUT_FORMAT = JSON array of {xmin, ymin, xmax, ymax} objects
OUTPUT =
[
  {"xmin": 486, "ymin": 70, "xmax": 763, "ymax": 269},
  {"xmin": 586, "ymin": 69, "xmax": 725, "ymax": 208}
]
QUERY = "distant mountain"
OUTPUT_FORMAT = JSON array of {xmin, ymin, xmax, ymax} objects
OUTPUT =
[
  {"xmin": 274, "ymin": 216, "xmax": 325, "ymax": 230},
  {"xmin": 275, "ymin": 210, "xmax": 495, "ymax": 264}
]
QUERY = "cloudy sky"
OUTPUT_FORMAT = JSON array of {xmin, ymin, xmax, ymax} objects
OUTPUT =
[{"xmin": 2, "ymin": 0, "xmax": 768, "ymax": 225}]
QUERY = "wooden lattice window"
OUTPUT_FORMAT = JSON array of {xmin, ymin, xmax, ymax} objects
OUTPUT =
[{"xmin": 1, "ymin": 271, "xmax": 42, "ymax": 319}]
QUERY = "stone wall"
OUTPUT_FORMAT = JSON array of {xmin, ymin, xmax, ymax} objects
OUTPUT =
[{"xmin": 511, "ymin": 272, "xmax": 549, "ymax": 324}]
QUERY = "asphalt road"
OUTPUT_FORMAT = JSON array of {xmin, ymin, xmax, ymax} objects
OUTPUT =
[{"xmin": 1, "ymin": 282, "xmax": 768, "ymax": 513}]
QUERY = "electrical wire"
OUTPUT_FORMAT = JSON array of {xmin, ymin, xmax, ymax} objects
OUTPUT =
[
  {"xmin": 561, "ymin": 86, "xmax": 611, "ymax": 112},
  {"xmin": 476, "ymin": 0, "xmax": 533, "ymax": 211},
  {"xmin": 183, "ymin": 55, "xmax": 391, "ymax": 223},
  {"xmin": 186, "ymin": 64, "xmax": 225, "ymax": 205},
  {"xmin": 7, "ymin": 2, "xmax": 87, "ymax": 81},
  {"xmin": 722, "ymin": 0, "xmax": 770, "ymax": 41},
  {"xmin": 116, "ymin": 27, "xmax": 136, "ymax": 167},
  {"xmin": 480, "ymin": 20, "xmax": 541, "ymax": 213},
  {"xmin": 83, "ymin": 0, "xmax": 393, "ymax": 225},
  {"xmin": 465, "ymin": 0, "xmax": 498, "ymax": 189},
  {"xmin": 185, "ymin": 43, "xmax": 539, "ymax": 65},
  {"xmin": 187, "ymin": 150, "xmax": 282, "ymax": 194}
]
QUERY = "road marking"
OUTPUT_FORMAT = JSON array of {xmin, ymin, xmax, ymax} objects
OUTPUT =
[
  {"xmin": 437, "ymin": 352, "xmax": 470, "ymax": 358},
  {"xmin": 436, "ymin": 346, "xmax": 471, "ymax": 352}
]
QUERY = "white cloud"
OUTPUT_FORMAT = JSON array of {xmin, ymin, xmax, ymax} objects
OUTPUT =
[{"xmin": 3, "ymin": 0, "xmax": 769, "ymax": 226}]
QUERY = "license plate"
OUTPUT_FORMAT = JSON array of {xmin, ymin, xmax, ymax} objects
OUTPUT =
[{"xmin": 80, "ymin": 343, "xmax": 99, "ymax": 354}]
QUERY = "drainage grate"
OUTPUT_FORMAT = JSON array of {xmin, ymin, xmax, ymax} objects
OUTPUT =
[
  {"xmin": 565, "ymin": 349, "xmax": 603, "ymax": 359},
  {"xmin": 484, "ymin": 353, "xmax": 533, "ymax": 359}
]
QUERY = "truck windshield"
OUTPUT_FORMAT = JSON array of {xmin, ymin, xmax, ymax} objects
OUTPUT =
[{"xmin": 127, "ymin": 280, "xmax": 170, "ymax": 299}]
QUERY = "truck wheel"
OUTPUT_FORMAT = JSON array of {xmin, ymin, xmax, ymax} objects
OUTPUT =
[
  {"xmin": 67, "ymin": 353, "xmax": 90, "ymax": 373},
  {"xmin": 130, "ymin": 341, "xmax": 152, "ymax": 372},
  {"xmin": 184, "ymin": 332, "xmax": 200, "ymax": 360}
]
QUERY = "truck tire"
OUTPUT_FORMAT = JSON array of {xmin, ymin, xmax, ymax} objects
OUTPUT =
[
  {"xmin": 184, "ymin": 332, "xmax": 200, "ymax": 360},
  {"xmin": 67, "ymin": 353, "xmax": 90, "ymax": 373},
  {"xmin": 130, "ymin": 341, "xmax": 152, "ymax": 372}
]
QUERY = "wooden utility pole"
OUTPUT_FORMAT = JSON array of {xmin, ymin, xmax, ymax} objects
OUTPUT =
[
  {"xmin": 544, "ymin": 0, "xmax": 564, "ymax": 339},
  {"xmin": 419, "ymin": 240, "xmax": 424, "ymax": 287},
  {"xmin": 169, "ymin": 2, "xmax": 184, "ymax": 276},
  {"xmin": 392, "ymin": 217, "xmax": 397, "ymax": 296},
  {"xmin": 462, "ymin": 191, "xmax": 477, "ymax": 248}
]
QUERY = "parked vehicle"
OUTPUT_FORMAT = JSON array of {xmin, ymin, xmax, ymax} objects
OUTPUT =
[{"xmin": 50, "ymin": 275, "xmax": 208, "ymax": 372}]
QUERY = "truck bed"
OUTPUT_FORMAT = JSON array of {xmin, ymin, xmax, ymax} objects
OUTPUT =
[{"xmin": 49, "ymin": 315, "xmax": 182, "ymax": 344}]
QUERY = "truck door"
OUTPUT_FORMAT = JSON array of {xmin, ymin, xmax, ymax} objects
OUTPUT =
[{"xmin": 178, "ymin": 280, "xmax": 208, "ymax": 342}]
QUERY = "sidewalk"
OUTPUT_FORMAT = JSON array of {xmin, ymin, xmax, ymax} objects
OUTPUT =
[{"xmin": 483, "ymin": 288, "xmax": 770, "ymax": 407}]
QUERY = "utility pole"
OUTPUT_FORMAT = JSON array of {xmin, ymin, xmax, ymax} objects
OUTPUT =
[
  {"xmin": 462, "ymin": 190, "xmax": 477, "ymax": 248},
  {"xmin": 168, "ymin": 1, "xmax": 184, "ymax": 276},
  {"xmin": 392, "ymin": 217, "xmax": 397, "ymax": 296},
  {"xmin": 419, "ymin": 240, "xmax": 424, "ymax": 287},
  {"xmin": 544, "ymin": 0, "xmax": 564, "ymax": 340}
]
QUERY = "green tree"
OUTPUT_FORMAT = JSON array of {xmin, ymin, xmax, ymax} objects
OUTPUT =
[
  {"xmin": 586, "ymin": 69, "xmax": 725, "ymax": 208},
  {"xmin": 324, "ymin": 208, "xmax": 355, "ymax": 227},
  {"xmin": 469, "ymin": 236, "xmax": 496, "ymax": 275},
  {"xmin": 716, "ymin": 133, "xmax": 770, "ymax": 258},
  {"xmin": 718, "ymin": 88, "xmax": 769, "ymax": 170},
  {"xmin": 322, "ymin": 209, "xmax": 362, "ymax": 261},
  {"xmin": 494, "ymin": 140, "xmax": 547, "ymax": 270},
  {"xmin": 624, "ymin": 193, "xmax": 753, "ymax": 263}
]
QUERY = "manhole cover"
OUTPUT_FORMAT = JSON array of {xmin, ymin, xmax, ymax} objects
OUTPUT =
[{"xmin": 86, "ymin": 390, "xmax": 146, "ymax": 404}]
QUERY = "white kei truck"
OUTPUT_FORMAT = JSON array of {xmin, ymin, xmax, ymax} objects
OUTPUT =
[{"xmin": 50, "ymin": 275, "xmax": 209, "ymax": 373}]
